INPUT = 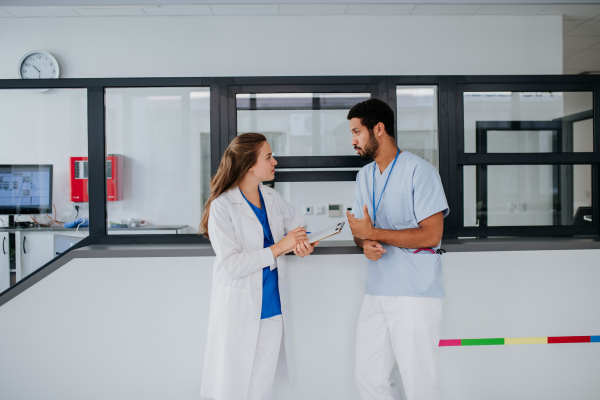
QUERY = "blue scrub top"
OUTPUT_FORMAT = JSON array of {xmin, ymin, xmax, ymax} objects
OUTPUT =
[
  {"xmin": 240, "ymin": 188, "xmax": 282, "ymax": 319},
  {"xmin": 352, "ymin": 151, "xmax": 449, "ymax": 298}
]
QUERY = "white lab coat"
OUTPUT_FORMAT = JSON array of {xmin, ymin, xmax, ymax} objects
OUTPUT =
[{"xmin": 200, "ymin": 184, "xmax": 307, "ymax": 400}]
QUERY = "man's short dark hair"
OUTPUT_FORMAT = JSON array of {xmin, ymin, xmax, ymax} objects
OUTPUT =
[{"xmin": 347, "ymin": 98, "xmax": 395, "ymax": 138}]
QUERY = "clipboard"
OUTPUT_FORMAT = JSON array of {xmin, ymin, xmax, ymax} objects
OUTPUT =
[{"xmin": 281, "ymin": 222, "xmax": 345, "ymax": 255}]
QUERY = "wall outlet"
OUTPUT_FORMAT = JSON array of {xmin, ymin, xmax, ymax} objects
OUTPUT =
[
  {"xmin": 315, "ymin": 205, "xmax": 324, "ymax": 215},
  {"xmin": 303, "ymin": 205, "xmax": 314, "ymax": 215}
]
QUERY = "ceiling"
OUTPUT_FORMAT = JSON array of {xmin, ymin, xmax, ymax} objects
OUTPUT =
[
  {"xmin": 1, "ymin": 2, "xmax": 600, "ymax": 74},
  {"xmin": 2, "ymin": 0, "xmax": 600, "ymax": 4}
]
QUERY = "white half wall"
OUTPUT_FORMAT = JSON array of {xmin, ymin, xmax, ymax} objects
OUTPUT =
[
  {"xmin": 0, "ymin": 250, "xmax": 598, "ymax": 400},
  {"xmin": 0, "ymin": 15, "xmax": 562, "ymax": 78}
]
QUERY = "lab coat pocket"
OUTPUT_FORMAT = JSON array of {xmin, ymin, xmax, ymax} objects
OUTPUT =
[
  {"xmin": 402, "ymin": 252, "xmax": 445, "ymax": 297},
  {"xmin": 213, "ymin": 284, "xmax": 248, "ymax": 325},
  {"xmin": 385, "ymin": 193, "xmax": 413, "ymax": 228}
]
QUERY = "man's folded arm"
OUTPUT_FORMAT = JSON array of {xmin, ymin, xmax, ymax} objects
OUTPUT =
[{"xmin": 369, "ymin": 211, "xmax": 444, "ymax": 249}]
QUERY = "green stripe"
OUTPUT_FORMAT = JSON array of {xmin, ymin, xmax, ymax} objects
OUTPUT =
[{"xmin": 461, "ymin": 338, "xmax": 505, "ymax": 346}]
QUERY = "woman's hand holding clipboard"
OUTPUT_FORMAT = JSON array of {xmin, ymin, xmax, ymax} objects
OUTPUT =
[
  {"xmin": 270, "ymin": 227, "xmax": 310, "ymax": 258},
  {"xmin": 278, "ymin": 222, "xmax": 345, "ymax": 256}
]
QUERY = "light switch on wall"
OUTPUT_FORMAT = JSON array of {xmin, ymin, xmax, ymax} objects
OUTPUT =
[
  {"xmin": 315, "ymin": 205, "xmax": 324, "ymax": 215},
  {"xmin": 303, "ymin": 205, "xmax": 314, "ymax": 215},
  {"xmin": 328, "ymin": 204, "xmax": 342, "ymax": 217}
]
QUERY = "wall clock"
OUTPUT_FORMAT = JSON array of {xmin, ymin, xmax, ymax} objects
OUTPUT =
[{"xmin": 18, "ymin": 50, "xmax": 60, "ymax": 80}]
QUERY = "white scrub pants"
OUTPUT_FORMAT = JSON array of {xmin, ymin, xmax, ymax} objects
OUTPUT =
[
  {"xmin": 355, "ymin": 295, "xmax": 443, "ymax": 400},
  {"xmin": 247, "ymin": 315, "xmax": 283, "ymax": 400}
]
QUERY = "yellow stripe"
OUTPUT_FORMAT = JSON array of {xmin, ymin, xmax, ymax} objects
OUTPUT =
[{"xmin": 505, "ymin": 337, "xmax": 547, "ymax": 345}]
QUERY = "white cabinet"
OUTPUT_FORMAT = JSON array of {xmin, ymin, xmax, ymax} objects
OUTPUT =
[
  {"xmin": 15, "ymin": 231, "xmax": 56, "ymax": 280},
  {"xmin": 0, "ymin": 232, "xmax": 9, "ymax": 292}
]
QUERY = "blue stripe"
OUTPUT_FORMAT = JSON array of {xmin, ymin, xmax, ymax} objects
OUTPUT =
[{"xmin": 591, "ymin": 336, "xmax": 600, "ymax": 343}]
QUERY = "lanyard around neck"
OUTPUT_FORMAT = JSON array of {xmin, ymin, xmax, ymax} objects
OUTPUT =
[{"xmin": 372, "ymin": 148, "xmax": 400, "ymax": 228}]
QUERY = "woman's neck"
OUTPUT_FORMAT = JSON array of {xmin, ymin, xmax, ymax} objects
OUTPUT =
[{"xmin": 239, "ymin": 176, "xmax": 261, "ymax": 206}]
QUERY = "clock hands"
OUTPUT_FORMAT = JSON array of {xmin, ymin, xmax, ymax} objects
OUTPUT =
[{"xmin": 32, "ymin": 65, "xmax": 41, "ymax": 78}]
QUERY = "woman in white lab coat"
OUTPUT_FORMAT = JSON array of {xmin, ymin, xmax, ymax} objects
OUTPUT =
[{"xmin": 199, "ymin": 133, "xmax": 317, "ymax": 400}]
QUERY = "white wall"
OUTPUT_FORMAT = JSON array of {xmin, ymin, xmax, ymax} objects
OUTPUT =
[
  {"xmin": 1, "ymin": 250, "xmax": 599, "ymax": 400},
  {"xmin": 0, "ymin": 15, "xmax": 562, "ymax": 78}
]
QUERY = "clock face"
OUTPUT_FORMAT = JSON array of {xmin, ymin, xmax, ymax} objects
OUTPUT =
[{"xmin": 19, "ymin": 52, "xmax": 59, "ymax": 79}]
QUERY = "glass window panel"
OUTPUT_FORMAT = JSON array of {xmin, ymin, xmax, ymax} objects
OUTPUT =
[
  {"xmin": 463, "ymin": 164, "xmax": 593, "ymax": 227},
  {"xmin": 236, "ymin": 92, "xmax": 370, "ymax": 157},
  {"xmin": 0, "ymin": 89, "xmax": 87, "ymax": 286},
  {"xmin": 105, "ymin": 87, "xmax": 210, "ymax": 234},
  {"xmin": 464, "ymin": 92, "xmax": 593, "ymax": 153},
  {"xmin": 272, "ymin": 181, "xmax": 356, "ymax": 241},
  {"xmin": 396, "ymin": 86, "xmax": 439, "ymax": 169}
]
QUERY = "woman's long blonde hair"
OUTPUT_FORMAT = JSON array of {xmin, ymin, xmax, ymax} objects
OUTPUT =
[{"xmin": 199, "ymin": 133, "xmax": 267, "ymax": 239}]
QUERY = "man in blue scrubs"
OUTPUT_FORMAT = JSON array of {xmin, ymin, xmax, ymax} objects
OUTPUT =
[{"xmin": 346, "ymin": 99, "xmax": 449, "ymax": 400}]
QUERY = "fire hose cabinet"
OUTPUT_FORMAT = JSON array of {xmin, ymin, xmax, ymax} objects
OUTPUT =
[{"xmin": 70, "ymin": 154, "xmax": 123, "ymax": 202}]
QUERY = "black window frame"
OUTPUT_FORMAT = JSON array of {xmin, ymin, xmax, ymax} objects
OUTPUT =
[
  {"xmin": 221, "ymin": 76, "xmax": 387, "ymax": 183},
  {"xmin": 451, "ymin": 77, "xmax": 600, "ymax": 238},
  {"xmin": 0, "ymin": 75, "xmax": 598, "ymax": 250},
  {"xmin": 387, "ymin": 76, "xmax": 449, "ymax": 237}
]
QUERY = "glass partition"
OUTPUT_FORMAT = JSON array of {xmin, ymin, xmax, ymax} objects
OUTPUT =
[
  {"xmin": 464, "ymin": 92, "xmax": 593, "ymax": 153},
  {"xmin": 272, "ymin": 180, "xmax": 356, "ymax": 241},
  {"xmin": 0, "ymin": 89, "xmax": 87, "ymax": 287},
  {"xmin": 237, "ymin": 93, "xmax": 370, "ymax": 157},
  {"xmin": 105, "ymin": 87, "xmax": 210, "ymax": 234},
  {"xmin": 464, "ymin": 164, "xmax": 593, "ymax": 227},
  {"xmin": 396, "ymin": 86, "xmax": 439, "ymax": 169}
]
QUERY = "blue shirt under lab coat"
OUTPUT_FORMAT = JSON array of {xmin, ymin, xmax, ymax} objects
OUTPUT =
[{"xmin": 240, "ymin": 189, "xmax": 282, "ymax": 319}]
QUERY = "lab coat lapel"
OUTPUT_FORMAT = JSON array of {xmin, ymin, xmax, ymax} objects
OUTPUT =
[
  {"xmin": 227, "ymin": 187, "xmax": 264, "ymax": 253},
  {"xmin": 227, "ymin": 186, "xmax": 258, "ymax": 221},
  {"xmin": 260, "ymin": 185, "xmax": 276, "ymax": 236},
  {"xmin": 260, "ymin": 185, "xmax": 280, "ymax": 271}
]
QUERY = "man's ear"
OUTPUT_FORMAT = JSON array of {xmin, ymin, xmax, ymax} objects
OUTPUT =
[{"xmin": 376, "ymin": 122, "xmax": 385, "ymax": 137}]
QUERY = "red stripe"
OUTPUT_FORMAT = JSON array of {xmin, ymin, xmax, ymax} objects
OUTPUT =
[
  {"xmin": 548, "ymin": 336, "xmax": 590, "ymax": 344},
  {"xmin": 413, "ymin": 248, "xmax": 435, "ymax": 254}
]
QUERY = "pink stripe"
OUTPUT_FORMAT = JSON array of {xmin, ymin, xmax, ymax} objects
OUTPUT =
[{"xmin": 439, "ymin": 339, "xmax": 461, "ymax": 347}]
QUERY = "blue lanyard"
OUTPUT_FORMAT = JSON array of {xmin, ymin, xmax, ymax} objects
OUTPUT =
[
  {"xmin": 240, "ymin": 188, "xmax": 274, "ymax": 245},
  {"xmin": 372, "ymin": 148, "xmax": 400, "ymax": 228}
]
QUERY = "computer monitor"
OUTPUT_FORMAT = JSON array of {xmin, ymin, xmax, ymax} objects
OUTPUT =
[
  {"xmin": 0, "ymin": 165, "xmax": 53, "ymax": 215},
  {"xmin": 572, "ymin": 206, "xmax": 592, "ymax": 226}
]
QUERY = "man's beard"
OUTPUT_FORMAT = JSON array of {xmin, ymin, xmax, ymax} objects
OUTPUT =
[{"xmin": 355, "ymin": 129, "xmax": 378, "ymax": 161}]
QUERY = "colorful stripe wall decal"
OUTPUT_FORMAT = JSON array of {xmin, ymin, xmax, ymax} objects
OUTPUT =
[
  {"xmin": 461, "ymin": 338, "xmax": 504, "ymax": 346},
  {"xmin": 547, "ymin": 336, "xmax": 589, "ymax": 344},
  {"xmin": 439, "ymin": 339, "xmax": 461, "ymax": 347},
  {"xmin": 505, "ymin": 337, "xmax": 547, "ymax": 345},
  {"xmin": 439, "ymin": 336, "xmax": 599, "ymax": 347}
]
